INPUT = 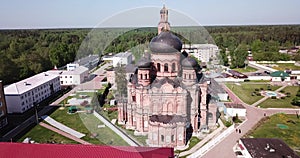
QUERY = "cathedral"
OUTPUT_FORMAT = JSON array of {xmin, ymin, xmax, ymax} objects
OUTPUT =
[{"xmin": 117, "ymin": 5, "xmax": 210, "ymax": 148}]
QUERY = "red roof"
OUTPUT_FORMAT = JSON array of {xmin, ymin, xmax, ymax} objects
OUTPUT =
[{"xmin": 0, "ymin": 143, "xmax": 174, "ymax": 158}]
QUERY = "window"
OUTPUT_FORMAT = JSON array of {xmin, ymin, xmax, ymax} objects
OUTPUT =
[
  {"xmin": 189, "ymin": 74, "xmax": 191, "ymax": 79},
  {"xmin": 0, "ymin": 101, "xmax": 2, "ymax": 107},
  {"xmin": 145, "ymin": 74, "xmax": 148, "ymax": 79},
  {"xmin": 140, "ymin": 74, "xmax": 143, "ymax": 80},
  {"xmin": 164, "ymin": 63, "xmax": 168, "ymax": 72},
  {"xmin": 70, "ymin": 76, "xmax": 72, "ymax": 78},
  {"xmin": 184, "ymin": 74, "xmax": 186, "ymax": 79},
  {"xmin": 132, "ymin": 96, "xmax": 136, "ymax": 102},
  {"xmin": 161, "ymin": 135, "xmax": 164, "ymax": 142},
  {"xmin": 157, "ymin": 63, "xmax": 161, "ymax": 72},
  {"xmin": 172, "ymin": 63, "xmax": 176, "ymax": 72},
  {"xmin": 65, "ymin": 76, "xmax": 67, "ymax": 78},
  {"xmin": 171, "ymin": 135, "xmax": 175, "ymax": 142}
]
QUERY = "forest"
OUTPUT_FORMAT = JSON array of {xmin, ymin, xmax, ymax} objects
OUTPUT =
[{"xmin": 0, "ymin": 25, "xmax": 299, "ymax": 85}]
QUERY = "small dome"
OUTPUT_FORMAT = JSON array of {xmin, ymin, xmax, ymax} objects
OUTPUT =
[
  {"xmin": 149, "ymin": 31, "xmax": 182, "ymax": 53},
  {"xmin": 181, "ymin": 57, "xmax": 199, "ymax": 69},
  {"xmin": 137, "ymin": 58, "xmax": 151, "ymax": 68}
]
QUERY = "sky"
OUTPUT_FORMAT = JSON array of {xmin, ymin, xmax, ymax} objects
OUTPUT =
[{"xmin": 0, "ymin": 0, "xmax": 300, "ymax": 29}]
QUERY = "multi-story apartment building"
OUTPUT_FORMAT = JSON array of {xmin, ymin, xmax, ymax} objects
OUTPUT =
[
  {"xmin": 182, "ymin": 44, "xmax": 219, "ymax": 63},
  {"xmin": 0, "ymin": 81, "xmax": 8, "ymax": 129},
  {"xmin": 4, "ymin": 73, "xmax": 61, "ymax": 113}
]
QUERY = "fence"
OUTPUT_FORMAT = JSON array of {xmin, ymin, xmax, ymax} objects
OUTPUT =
[{"xmin": 187, "ymin": 125, "xmax": 235, "ymax": 158}]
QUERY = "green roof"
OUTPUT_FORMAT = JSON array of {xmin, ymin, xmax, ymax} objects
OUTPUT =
[{"xmin": 270, "ymin": 71, "xmax": 290, "ymax": 77}]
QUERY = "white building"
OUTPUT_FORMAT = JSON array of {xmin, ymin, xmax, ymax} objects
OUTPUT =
[
  {"xmin": 182, "ymin": 44, "xmax": 219, "ymax": 63},
  {"xmin": 4, "ymin": 73, "xmax": 61, "ymax": 113},
  {"xmin": 224, "ymin": 103, "xmax": 246, "ymax": 117},
  {"xmin": 48, "ymin": 65, "xmax": 89, "ymax": 86},
  {"xmin": 112, "ymin": 52, "xmax": 132, "ymax": 67}
]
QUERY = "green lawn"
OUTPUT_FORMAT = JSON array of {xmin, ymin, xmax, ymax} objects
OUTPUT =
[
  {"xmin": 226, "ymin": 83, "xmax": 280, "ymax": 105},
  {"xmin": 271, "ymin": 63, "xmax": 300, "ymax": 71},
  {"xmin": 175, "ymin": 137, "xmax": 201, "ymax": 154},
  {"xmin": 49, "ymin": 108, "xmax": 128, "ymax": 146},
  {"xmin": 232, "ymin": 66, "xmax": 258, "ymax": 73},
  {"xmin": 78, "ymin": 112, "xmax": 128, "ymax": 146},
  {"xmin": 18, "ymin": 125, "xmax": 79, "ymax": 144},
  {"xmin": 260, "ymin": 86, "xmax": 300, "ymax": 108},
  {"xmin": 118, "ymin": 127, "xmax": 148, "ymax": 146},
  {"xmin": 248, "ymin": 114, "xmax": 300, "ymax": 153},
  {"xmin": 18, "ymin": 108, "xmax": 129, "ymax": 146}
]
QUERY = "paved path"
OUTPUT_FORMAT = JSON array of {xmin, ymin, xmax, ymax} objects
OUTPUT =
[
  {"xmin": 178, "ymin": 120, "xmax": 225, "ymax": 157},
  {"xmin": 39, "ymin": 122, "xmax": 91, "ymax": 145},
  {"xmin": 2, "ymin": 106, "xmax": 55, "ymax": 141},
  {"xmin": 202, "ymin": 84, "xmax": 299, "ymax": 158},
  {"xmin": 93, "ymin": 111, "xmax": 139, "ymax": 146},
  {"xmin": 41, "ymin": 115, "xmax": 85, "ymax": 138}
]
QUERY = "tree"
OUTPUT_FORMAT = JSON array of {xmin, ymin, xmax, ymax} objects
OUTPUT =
[{"xmin": 114, "ymin": 65, "xmax": 127, "ymax": 97}]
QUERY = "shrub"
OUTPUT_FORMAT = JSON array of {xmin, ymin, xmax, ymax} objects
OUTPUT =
[
  {"xmin": 271, "ymin": 96, "xmax": 277, "ymax": 99},
  {"xmin": 257, "ymin": 93, "xmax": 262, "ymax": 96},
  {"xmin": 280, "ymin": 90, "xmax": 285, "ymax": 93},
  {"xmin": 281, "ymin": 97, "xmax": 285, "ymax": 99},
  {"xmin": 286, "ymin": 92, "xmax": 291, "ymax": 97},
  {"xmin": 244, "ymin": 79, "xmax": 250, "ymax": 82},
  {"xmin": 260, "ymin": 88, "xmax": 264, "ymax": 90},
  {"xmin": 291, "ymin": 97, "xmax": 300, "ymax": 106},
  {"xmin": 255, "ymin": 88, "xmax": 259, "ymax": 91}
]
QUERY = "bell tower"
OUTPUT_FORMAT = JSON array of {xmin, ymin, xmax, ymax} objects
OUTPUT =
[{"xmin": 158, "ymin": 5, "xmax": 170, "ymax": 34}]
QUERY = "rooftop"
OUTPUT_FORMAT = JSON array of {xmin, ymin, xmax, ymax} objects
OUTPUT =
[
  {"xmin": 114, "ymin": 52, "xmax": 132, "ymax": 58},
  {"xmin": 241, "ymin": 138, "xmax": 299, "ymax": 158},
  {"xmin": 149, "ymin": 115, "xmax": 187, "ymax": 124},
  {"xmin": 4, "ymin": 72, "xmax": 58, "ymax": 95},
  {"xmin": 224, "ymin": 103, "xmax": 245, "ymax": 109},
  {"xmin": 0, "ymin": 142, "xmax": 174, "ymax": 158},
  {"xmin": 48, "ymin": 66, "xmax": 88, "ymax": 76},
  {"xmin": 270, "ymin": 71, "xmax": 290, "ymax": 77}
]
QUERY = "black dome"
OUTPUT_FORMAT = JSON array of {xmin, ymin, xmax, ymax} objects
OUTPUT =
[
  {"xmin": 137, "ymin": 58, "xmax": 151, "ymax": 68},
  {"xmin": 181, "ymin": 57, "xmax": 199, "ymax": 69},
  {"xmin": 149, "ymin": 31, "xmax": 182, "ymax": 53}
]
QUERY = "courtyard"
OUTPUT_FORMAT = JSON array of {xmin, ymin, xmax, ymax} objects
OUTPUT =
[{"xmin": 226, "ymin": 83, "xmax": 280, "ymax": 105}]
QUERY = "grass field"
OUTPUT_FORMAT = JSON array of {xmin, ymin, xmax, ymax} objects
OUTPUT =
[
  {"xmin": 270, "ymin": 63, "xmax": 300, "ymax": 71},
  {"xmin": 260, "ymin": 86, "xmax": 300, "ymax": 108},
  {"xmin": 226, "ymin": 83, "xmax": 280, "ymax": 105},
  {"xmin": 175, "ymin": 137, "xmax": 201, "ymax": 154},
  {"xmin": 247, "ymin": 114, "xmax": 300, "ymax": 154},
  {"xmin": 19, "ymin": 108, "xmax": 128, "ymax": 146},
  {"xmin": 18, "ymin": 124, "xmax": 79, "ymax": 144},
  {"xmin": 232, "ymin": 66, "xmax": 258, "ymax": 73}
]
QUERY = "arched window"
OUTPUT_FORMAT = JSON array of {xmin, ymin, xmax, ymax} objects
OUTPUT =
[
  {"xmin": 172, "ymin": 63, "xmax": 176, "ymax": 72},
  {"xmin": 140, "ymin": 74, "xmax": 143, "ymax": 79},
  {"xmin": 161, "ymin": 135, "xmax": 164, "ymax": 142},
  {"xmin": 164, "ymin": 63, "xmax": 168, "ymax": 72},
  {"xmin": 145, "ymin": 74, "xmax": 148, "ymax": 79},
  {"xmin": 189, "ymin": 74, "xmax": 191, "ymax": 79},
  {"xmin": 184, "ymin": 74, "xmax": 186, "ymax": 79},
  {"xmin": 157, "ymin": 63, "xmax": 161, "ymax": 72}
]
